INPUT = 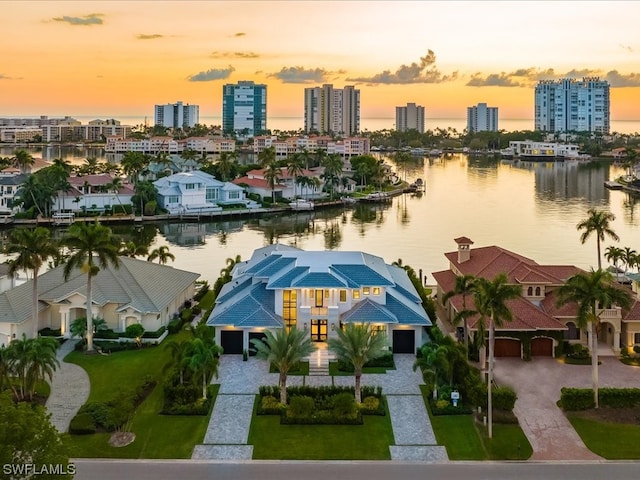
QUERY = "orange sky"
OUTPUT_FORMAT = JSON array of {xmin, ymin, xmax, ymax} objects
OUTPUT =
[{"xmin": 2, "ymin": 1, "xmax": 640, "ymax": 121}]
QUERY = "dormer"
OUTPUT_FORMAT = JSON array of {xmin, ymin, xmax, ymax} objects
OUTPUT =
[{"xmin": 454, "ymin": 236, "xmax": 474, "ymax": 263}]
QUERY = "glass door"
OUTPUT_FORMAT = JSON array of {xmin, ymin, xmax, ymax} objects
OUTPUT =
[{"xmin": 310, "ymin": 319, "xmax": 328, "ymax": 342}]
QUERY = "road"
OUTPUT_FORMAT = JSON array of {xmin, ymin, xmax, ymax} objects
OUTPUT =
[{"xmin": 73, "ymin": 459, "xmax": 640, "ymax": 480}]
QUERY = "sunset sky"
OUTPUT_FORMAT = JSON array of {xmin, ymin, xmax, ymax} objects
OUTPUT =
[{"xmin": 3, "ymin": 1, "xmax": 640, "ymax": 122}]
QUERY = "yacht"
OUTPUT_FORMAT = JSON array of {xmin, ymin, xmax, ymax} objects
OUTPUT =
[{"xmin": 290, "ymin": 199, "xmax": 315, "ymax": 211}]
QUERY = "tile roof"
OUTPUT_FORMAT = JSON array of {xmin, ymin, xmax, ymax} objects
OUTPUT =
[
  {"xmin": 623, "ymin": 300, "xmax": 640, "ymax": 322},
  {"xmin": 385, "ymin": 293, "xmax": 431, "ymax": 325},
  {"xmin": 292, "ymin": 272, "xmax": 347, "ymax": 288},
  {"xmin": 267, "ymin": 266, "xmax": 309, "ymax": 289},
  {"xmin": 330, "ymin": 264, "xmax": 395, "ymax": 287},
  {"xmin": 341, "ymin": 298, "xmax": 398, "ymax": 324}
]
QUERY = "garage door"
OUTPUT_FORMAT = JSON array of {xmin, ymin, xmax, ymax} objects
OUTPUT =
[
  {"xmin": 248, "ymin": 332, "xmax": 267, "ymax": 356},
  {"xmin": 531, "ymin": 337, "xmax": 553, "ymax": 356},
  {"xmin": 220, "ymin": 330, "xmax": 243, "ymax": 354},
  {"xmin": 392, "ymin": 330, "xmax": 415, "ymax": 354},
  {"xmin": 493, "ymin": 338, "xmax": 521, "ymax": 357}
]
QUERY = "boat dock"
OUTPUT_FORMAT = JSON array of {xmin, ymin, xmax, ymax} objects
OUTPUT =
[{"xmin": 604, "ymin": 181, "xmax": 623, "ymax": 190}]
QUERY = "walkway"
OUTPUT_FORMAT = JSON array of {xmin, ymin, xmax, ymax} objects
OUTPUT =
[
  {"xmin": 45, "ymin": 339, "xmax": 91, "ymax": 433},
  {"xmin": 193, "ymin": 354, "xmax": 448, "ymax": 462}
]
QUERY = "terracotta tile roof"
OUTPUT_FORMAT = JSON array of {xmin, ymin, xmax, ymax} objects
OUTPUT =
[
  {"xmin": 454, "ymin": 236, "xmax": 474, "ymax": 244},
  {"xmin": 233, "ymin": 176, "xmax": 284, "ymax": 190},
  {"xmin": 462, "ymin": 296, "xmax": 567, "ymax": 331},
  {"xmin": 623, "ymin": 300, "xmax": 640, "ymax": 321},
  {"xmin": 432, "ymin": 270, "xmax": 456, "ymax": 293},
  {"xmin": 247, "ymin": 167, "xmax": 317, "ymax": 180},
  {"xmin": 541, "ymin": 289, "xmax": 580, "ymax": 317}
]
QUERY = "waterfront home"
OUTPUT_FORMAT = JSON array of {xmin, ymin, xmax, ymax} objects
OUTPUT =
[
  {"xmin": 53, "ymin": 173, "xmax": 135, "ymax": 214},
  {"xmin": 0, "ymin": 257, "xmax": 200, "ymax": 344},
  {"xmin": 233, "ymin": 167, "xmax": 323, "ymax": 200},
  {"xmin": 0, "ymin": 168, "xmax": 26, "ymax": 215},
  {"xmin": 433, "ymin": 237, "xmax": 639, "ymax": 357},
  {"xmin": 504, "ymin": 141, "xmax": 582, "ymax": 160},
  {"xmin": 207, "ymin": 244, "xmax": 431, "ymax": 354},
  {"xmin": 154, "ymin": 170, "xmax": 258, "ymax": 215}
]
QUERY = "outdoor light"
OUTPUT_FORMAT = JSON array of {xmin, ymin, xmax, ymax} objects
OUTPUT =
[{"xmin": 304, "ymin": 322, "xmax": 308, "ymax": 329}]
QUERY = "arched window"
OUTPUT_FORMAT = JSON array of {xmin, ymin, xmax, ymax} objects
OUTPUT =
[
  {"xmin": 527, "ymin": 286, "xmax": 533, "ymax": 296},
  {"xmin": 535, "ymin": 286, "xmax": 541, "ymax": 296},
  {"xmin": 563, "ymin": 322, "xmax": 580, "ymax": 340}
]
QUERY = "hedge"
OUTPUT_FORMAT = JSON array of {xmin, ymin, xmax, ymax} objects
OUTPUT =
[
  {"xmin": 68, "ymin": 412, "xmax": 96, "ymax": 435},
  {"xmin": 560, "ymin": 388, "xmax": 596, "ymax": 410},
  {"xmin": 334, "ymin": 353, "xmax": 395, "ymax": 372},
  {"xmin": 492, "ymin": 386, "xmax": 517, "ymax": 411},
  {"xmin": 562, "ymin": 387, "xmax": 640, "ymax": 410},
  {"xmin": 258, "ymin": 384, "xmax": 383, "ymax": 400},
  {"xmin": 142, "ymin": 326, "xmax": 167, "ymax": 339}
]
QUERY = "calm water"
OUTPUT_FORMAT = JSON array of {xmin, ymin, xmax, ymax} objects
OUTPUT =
[{"xmin": 2, "ymin": 153, "xmax": 637, "ymax": 285}]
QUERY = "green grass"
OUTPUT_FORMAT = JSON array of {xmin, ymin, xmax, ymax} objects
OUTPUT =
[
  {"xmin": 420, "ymin": 385, "xmax": 531, "ymax": 461},
  {"xmin": 249, "ymin": 397, "xmax": 394, "ymax": 460},
  {"xmin": 269, "ymin": 362, "xmax": 309, "ymax": 375},
  {"xmin": 568, "ymin": 415, "xmax": 640, "ymax": 459},
  {"xmin": 197, "ymin": 290, "xmax": 216, "ymax": 315},
  {"xmin": 63, "ymin": 331, "xmax": 216, "ymax": 458},
  {"xmin": 328, "ymin": 363, "xmax": 389, "ymax": 376}
]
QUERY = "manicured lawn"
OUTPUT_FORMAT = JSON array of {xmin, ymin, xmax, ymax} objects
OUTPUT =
[
  {"xmin": 420, "ymin": 385, "xmax": 531, "ymax": 461},
  {"xmin": 568, "ymin": 415, "xmax": 640, "ymax": 459},
  {"xmin": 64, "ymin": 331, "xmax": 217, "ymax": 458},
  {"xmin": 249, "ymin": 397, "xmax": 394, "ymax": 460},
  {"xmin": 197, "ymin": 290, "xmax": 216, "ymax": 316},
  {"xmin": 328, "ymin": 363, "xmax": 389, "ymax": 376},
  {"xmin": 269, "ymin": 362, "xmax": 309, "ymax": 375}
]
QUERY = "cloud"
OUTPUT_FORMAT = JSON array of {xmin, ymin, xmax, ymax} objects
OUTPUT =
[
  {"xmin": 52, "ymin": 13, "xmax": 104, "ymax": 26},
  {"xmin": 605, "ymin": 70, "xmax": 640, "ymax": 87},
  {"xmin": 210, "ymin": 51, "xmax": 260, "ymax": 59},
  {"xmin": 466, "ymin": 73, "xmax": 522, "ymax": 87},
  {"xmin": 137, "ymin": 34, "xmax": 163, "ymax": 40},
  {"xmin": 0, "ymin": 74, "xmax": 13, "ymax": 80},
  {"xmin": 346, "ymin": 50, "xmax": 457, "ymax": 84},
  {"xmin": 268, "ymin": 66, "xmax": 333, "ymax": 84},
  {"xmin": 187, "ymin": 66, "xmax": 235, "ymax": 82},
  {"xmin": 234, "ymin": 32, "xmax": 246, "ymax": 37},
  {"xmin": 619, "ymin": 44, "xmax": 634, "ymax": 53},
  {"xmin": 466, "ymin": 67, "xmax": 613, "ymax": 87}
]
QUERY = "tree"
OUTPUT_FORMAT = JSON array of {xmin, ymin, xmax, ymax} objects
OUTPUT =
[
  {"xmin": 250, "ymin": 328, "xmax": 314, "ymax": 405},
  {"xmin": 442, "ymin": 274, "xmax": 477, "ymax": 354},
  {"xmin": 286, "ymin": 153, "xmax": 305, "ymax": 198},
  {"xmin": 119, "ymin": 241, "xmax": 149, "ymax": 258},
  {"xmin": 328, "ymin": 323, "xmax": 389, "ymax": 403},
  {"xmin": 121, "ymin": 151, "xmax": 151, "ymax": 185},
  {"xmin": 217, "ymin": 151, "xmax": 237, "ymax": 182},
  {"xmin": 104, "ymin": 176, "xmax": 127, "ymax": 214},
  {"xmin": 322, "ymin": 153, "xmax": 343, "ymax": 199},
  {"xmin": 62, "ymin": 221, "xmax": 121, "ymax": 352},
  {"xmin": 147, "ymin": 245, "xmax": 175, "ymax": 264},
  {"xmin": 264, "ymin": 161, "xmax": 282, "ymax": 204},
  {"xmin": 164, "ymin": 339, "xmax": 190, "ymax": 385},
  {"xmin": 3, "ymin": 335, "xmax": 59, "ymax": 402},
  {"xmin": 556, "ymin": 269, "xmax": 632, "ymax": 408},
  {"xmin": 70, "ymin": 317, "xmax": 107, "ymax": 341},
  {"xmin": 257, "ymin": 146, "xmax": 276, "ymax": 167},
  {"xmin": 6, "ymin": 227, "xmax": 59, "ymax": 338},
  {"xmin": 604, "ymin": 245, "xmax": 625, "ymax": 281},
  {"xmin": 213, "ymin": 254, "xmax": 242, "ymax": 298},
  {"xmin": 472, "ymin": 273, "xmax": 521, "ymax": 438},
  {"xmin": 11, "ymin": 149, "xmax": 35, "ymax": 174},
  {"xmin": 185, "ymin": 338, "xmax": 222, "ymax": 399},
  {"xmin": 577, "ymin": 208, "xmax": 619, "ymax": 269},
  {"xmin": 0, "ymin": 392, "xmax": 73, "ymax": 479},
  {"xmin": 622, "ymin": 247, "xmax": 638, "ymax": 274}
]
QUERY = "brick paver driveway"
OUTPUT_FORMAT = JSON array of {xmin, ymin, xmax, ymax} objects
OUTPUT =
[{"xmin": 493, "ymin": 356, "xmax": 640, "ymax": 460}]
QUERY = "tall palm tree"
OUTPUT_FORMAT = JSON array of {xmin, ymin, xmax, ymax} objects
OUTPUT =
[
  {"xmin": 604, "ymin": 245, "xmax": 625, "ymax": 281},
  {"xmin": 12, "ymin": 149, "xmax": 35, "ymax": 174},
  {"xmin": 185, "ymin": 337, "xmax": 222, "ymax": 399},
  {"xmin": 257, "ymin": 146, "xmax": 276, "ymax": 168},
  {"xmin": 104, "ymin": 176, "xmax": 126, "ymax": 214},
  {"xmin": 328, "ymin": 323, "xmax": 389, "ymax": 403},
  {"xmin": 472, "ymin": 273, "xmax": 521, "ymax": 438},
  {"xmin": 622, "ymin": 247, "xmax": 638, "ymax": 274},
  {"xmin": 62, "ymin": 221, "xmax": 121, "ymax": 352},
  {"xmin": 577, "ymin": 208, "xmax": 619, "ymax": 270},
  {"xmin": 6, "ymin": 227, "xmax": 59, "ymax": 338},
  {"xmin": 147, "ymin": 245, "xmax": 175, "ymax": 264},
  {"xmin": 250, "ymin": 327, "xmax": 314, "ymax": 405},
  {"xmin": 165, "ymin": 339, "xmax": 190, "ymax": 385},
  {"xmin": 23, "ymin": 336, "xmax": 59, "ymax": 401},
  {"xmin": 286, "ymin": 154, "xmax": 305, "ymax": 198},
  {"xmin": 216, "ymin": 151, "xmax": 237, "ymax": 182},
  {"xmin": 322, "ymin": 153, "xmax": 344, "ymax": 200},
  {"xmin": 442, "ymin": 274, "xmax": 477, "ymax": 354},
  {"xmin": 264, "ymin": 161, "xmax": 282, "ymax": 204},
  {"xmin": 556, "ymin": 269, "xmax": 632, "ymax": 408},
  {"xmin": 119, "ymin": 241, "xmax": 149, "ymax": 258}
]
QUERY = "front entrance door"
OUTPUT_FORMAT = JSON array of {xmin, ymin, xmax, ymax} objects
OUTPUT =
[{"xmin": 311, "ymin": 319, "xmax": 328, "ymax": 342}]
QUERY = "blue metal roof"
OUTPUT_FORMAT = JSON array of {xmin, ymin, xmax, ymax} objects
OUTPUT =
[
  {"xmin": 292, "ymin": 272, "xmax": 347, "ymax": 288},
  {"xmin": 254, "ymin": 257, "xmax": 296, "ymax": 277},
  {"xmin": 331, "ymin": 265, "xmax": 395, "ymax": 288},
  {"xmin": 385, "ymin": 294, "xmax": 431, "ymax": 325},
  {"xmin": 267, "ymin": 266, "xmax": 309, "ymax": 289},
  {"xmin": 393, "ymin": 283, "xmax": 422, "ymax": 304},
  {"xmin": 216, "ymin": 277, "xmax": 252, "ymax": 304},
  {"xmin": 208, "ymin": 284, "xmax": 281, "ymax": 328},
  {"xmin": 341, "ymin": 298, "xmax": 398, "ymax": 324},
  {"xmin": 237, "ymin": 309, "xmax": 283, "ymax": 328},
  {"xmin": 245, "ymin": 254, "xmax": 282, "ymax": 274}
]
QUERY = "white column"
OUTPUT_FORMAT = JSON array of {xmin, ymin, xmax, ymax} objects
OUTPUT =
[
  {"xmin": 613, "ymin": 329, "xmax": 621, "ymax": 354},
  {"xmin": 59, "ymin": 307, "xmax": 70, "ymax": 338}
]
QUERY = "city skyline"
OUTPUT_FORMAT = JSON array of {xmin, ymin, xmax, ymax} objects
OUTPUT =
[{"xmin": 2, "ymin": 1, "xmax": 640, "ymax": 121}]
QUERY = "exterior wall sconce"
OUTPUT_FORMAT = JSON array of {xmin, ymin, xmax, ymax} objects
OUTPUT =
[
  {"xmin": 331, "ymin": 323, "xmax": 336, "ymax": 331},
  {"xmin": 304, "ymin": 322, "xmax": 308, "ymax": 329}
]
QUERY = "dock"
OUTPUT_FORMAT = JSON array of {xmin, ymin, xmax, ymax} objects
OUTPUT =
[{"xmin": 604, "ymin": 181, "xmax": 623, "ymax": 190}]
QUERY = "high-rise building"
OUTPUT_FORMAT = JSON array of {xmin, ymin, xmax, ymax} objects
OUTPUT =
[
  {"xmin": 222, "ymin": 81, "xmax": 267, "ymax": 137},
  {"xmin": 466, "ymin": 103, "xmax": 498, "ymax": 133},
  {"xmin": 304, "ymin": 84, "xmax": 360, "ymax": 135},
  {"xmin": 395, "ymin": 103, "xmax": 425, "ymax": 133},
  {"xmin": 534, "ymin": 78, "xmax": 610, "ymax": 134},
  {"xmin": 154, "ymin": 101, "xmax": 199, "ymax": 128}
]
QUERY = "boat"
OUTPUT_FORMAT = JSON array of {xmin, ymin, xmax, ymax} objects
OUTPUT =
[
  {"xmin": 290, "ymin": 199, "xmax": 314, "ymax": 211},
  {"xmin": 428, "ymin": 149, "xmax": 442, "ymax": 157},
  {"xmin": 361, "ymin": 192, "xmax": 390, "ymax": 203},
  {"xmin": 341, "ymin": 196, "xmax": 357, "ymax": 204},
  {"xmin": 408, "ymin": 178, "xmax": 425, "ymax": 192}
]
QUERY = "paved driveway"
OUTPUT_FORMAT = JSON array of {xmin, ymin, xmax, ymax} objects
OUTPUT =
[{"xmin": 493, "ymin": 356, "xmax": 640, "ymax": 460}]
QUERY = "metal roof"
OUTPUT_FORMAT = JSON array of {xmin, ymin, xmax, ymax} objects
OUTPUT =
[{"xmin": 341, "ymin": 298, "xmax": 398, "ymax": 324}]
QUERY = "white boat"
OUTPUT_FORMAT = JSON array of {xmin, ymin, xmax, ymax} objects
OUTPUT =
[
  {"xmin": 290, "ymin": 199, "xmax": 314, "ymax": 211},
  {"xmin": 428, "ymin": 149, "xmax": 442, "ymax": 157},
  {"xmin": 362, "ymin": 192, "xmax": 390, "ymax": 202}
]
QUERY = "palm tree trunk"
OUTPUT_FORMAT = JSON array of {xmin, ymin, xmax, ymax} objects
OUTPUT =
[
  {"xmin": 280, "ymin": 374, "xmax": 287, "ymax": 405},
  {"xmin": 355, "ymin": 371, "xmax": 362, "ymax": 404},
  {"xmin": 591, "ymin": 320, "xmax": 599, "ymax": 408},
  {"xmin": 32, "ymin": 269, "xmax": 39, "ymax": 338},
  {"xmin": 488, "ymin": 323, "xmax": 495, "ymax": 439},
  {"xmin": 202, "ymin": 370, "xmax": 208, "ymax": 399},
  {"xmin": 596, "ymin": 238, "xmax": 602, "ymax": 270},
  {"xmin": 86, "ymin": 275, "xmax": 94, "ymax": 352}
]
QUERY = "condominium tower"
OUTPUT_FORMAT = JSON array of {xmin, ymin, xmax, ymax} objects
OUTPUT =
[
  {"xmin": 534, "ymin": 78, "xmax": 610, "ymax": 134},
  {"xmin": 304, "ymin": 84, "xmax": 360, "ymax": 135},
  {"xmin": 222, "ymin": 81, "xmax": 267, "ymax": 137},
  {"xmin": 466, "ymin": 103, "xmax": 498, "ymax": 133},
  {"xmin": 395, "ymin": 103, "xmax": 425, "ymax": 133},
  {"xmin": 154, "ymin": 101, "xmax": 199, "ymax": 128}
]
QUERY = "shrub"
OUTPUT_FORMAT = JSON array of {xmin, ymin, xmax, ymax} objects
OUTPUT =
[
  {"xmin": 361, "ymin": 396, "xmax": 380, "ymax": 411},
  {"xmin": 69, "ymin": 413, "xmax": 96, "ymax": 435},
  {"xmin": 287, "ymin": 395, "xmax": 315, "ymax": 418},
  {"xmin": 124, "ymin": 323, "xmax": 145, "ymax": 339},
  {"xmin": 492, "ymin": 386, "xmax": 517, "ymax": 411},
  {"xmin": 332, "ymin": 392, "xmax": 357, "ymax": 418},
  {"xmin": 599, "ymin": 388, "xmax": 640, "ymax": 408},
  {"xmin": 436, "ymin": 399, "xmax": 450, "ymax": 409},
  {"xmin": 142, "ymin": 326, "xmax": 166, "ymax": 339},
  {"xmin": 335, "ymin": 353, "xmax": 394, "ymax": 372},
  {"xmin": 94, "ymin": 329, "xmax": 120, "ymax": 340},
  {"xmin": 167, "ymin": 318, "xmax": 182, "ymax": 334},
  {"xmin": 181, "ymin": 308, "xmax": 193, "ymax": 324},
  {"xmin": 38, "ymin": 328, "xmax": 61, "ymax": 337},
  {"xmin": 191, "ymin": 305, "xmax": 202, "ymax": 317},
  {"xmin": 633, "ymin": 345, "xmax": 640, "ymax": 355},
  {"xmin": 568, "ymin": 343, "xmax": 590, "ymax": 360},
  {"xmin": 560, "ymin": 387, "xmax": 595, "ymax": 410}
]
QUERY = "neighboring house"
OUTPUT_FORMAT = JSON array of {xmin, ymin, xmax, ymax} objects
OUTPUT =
[
  {"xmin": 53, "ymin": 174, "xmax": 135, "ymax": 213},
  {"xmin": 207, "ymin": 244, "xmax": 431, "ymax": 354},
  {"xmin": 154, "ymin": 170, "xmax": 258, "ymax": 214},
  {"xmin": 0, "ymin": 263, "xmax": 17, "ymax": 294},
  {"xmin": 433, "ymin": 237, "xmax": 583, "ymax": 359},
  {"xmin": 0, "ymin": 168, "xmax": 26, "ymax": 215},
  {"xmin": 0, "ymin": 257, "xmax": 200, "ymax": 345},
  {"xmin": 233, "ymin": 167, "xmax": 323, "ymax": 200}
]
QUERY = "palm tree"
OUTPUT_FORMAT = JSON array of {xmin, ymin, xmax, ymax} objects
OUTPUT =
[
  {"xmin": 216, "ymin": 151, "xmax": 237, "ymax": 182},
  {"xmin": 23, "ymin": 336, "xmax": 59, "ymax": 401},
  {"xmin": 472, "ymin": 273, "xmax": 522, "ymax": 438},
  {"xmin": 185, "ymin": 338, "xmax": 222, "ymax": 399},
  {"xmin": 328, "ymin": 323, "xmax": 389, "ymax": 403},
  {"xmin": 62, "ymin": 221, "xmax": 121, "ymax": 352},
  {"xmin": 119, "ymin": 241, "xmax": 149, "ymax": 258},
  {"xmin": 257, "ymin": 146, "xmax": 276, "ymax": 167},
  {"xmin": 413, "ymin": 329, "xmax": 466, "ymax": 399},
  {"xmin": 622, "ymin": 247, "xmax": 638, "ymax": 274},
  {"xmin": 5, "ymin": 227, "xmax": 59, "ymax": 338},
  {"xmin": 104, "ymin": 176, "xmax": 126, "ymax": 214},
  {"xmin": 12, "ymin": 149, "xmax": 35, "ymax": 174},
  {"xmin": 556, "ymin": 269, "xmax": 632, "ymax": 408},
  {"xmin": 165, "ymin": 339, "xmax": 190, "ymax": 385},
  {"xmin": 264, "ymin": 161, "xmax": 282, "ymax": 204},
  {"xmin": 250, "ymin": 328, "xmax": 314, "ymax": 405},
  {"xmin": 604, "ymin": 245, "xmax": 625, "ymax": 281},
  {"xmin": 322, "ymin": 153, "xmax": 344, "ymax": 200},
  {"xmin": 286, "ymin": 154, "xmax": 305, "ymax": 198},
  {"xmin": 70, "ymin": 317, "xmax": 108, "ymax": 341},
  {"xmin": 577, "ymin": 208, "xmax": 619, "ymax": 269},
  {"xmin": 147, "ymin": 245, "xmax": 175, "ymax": 264},
  {"xmin": 442, "ymin": 274, "xmax": 477, "ymax": 354}
]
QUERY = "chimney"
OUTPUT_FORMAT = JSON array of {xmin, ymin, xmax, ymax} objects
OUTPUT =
[{"xmin": 454, "ymin": 237, "xmax": 474, "ymax": 263}]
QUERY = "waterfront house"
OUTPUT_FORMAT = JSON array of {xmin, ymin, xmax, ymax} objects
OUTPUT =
[
  {"xmin": 233, "ymin": 167, "xmax": 324, "ymax": 201},
  {"xmin": 0, "ymin": 257, "xmax": 199, "ymax": 345},
  {"xmin": 207, "ymin": 244, "xmax": 431, "ymax": 354},
  {"xmin": 153, "ymin": 170, "xmax": 258, "ymax": 215},
  {"xmin": 0, "ymin": 168, "xmax": 26, "ymax": 215},
  {"xmin": 53, "ymin": 173, "xmax": 135, "ymax": 214}
]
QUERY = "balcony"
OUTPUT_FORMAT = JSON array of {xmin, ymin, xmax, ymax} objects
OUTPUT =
[{"xmin": 598, "ymin": 307, "xmax": 622, "ymax": 319}]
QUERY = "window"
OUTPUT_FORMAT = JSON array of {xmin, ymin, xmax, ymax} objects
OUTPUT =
[
  {"xmin": 167, "ymin": 195, "xmax": 179, "ymax": 204},
  {"xmin": 339, "ymin": 290, "xmax": 347, "ymax": 302},
  {"xmin": 229, "ymin": 191, "xmax": 240, "ymax": 199},
  {"xmin": 635, "ymin": 333, "xmax": 640, "ymax": 344},
  {"xmin": 527, "ymin": 287, "xmax": 533, "ymax": 296},
  {"xmin": 564, "ymin": 322, "xmax": 581, "ymax": 341},
  {"xmin": 206, "ymin": 188, "xmax": 219, "ymax": 201},
  {"xmin": 315, "ymin": 289, "xmax": 324, "ymax": 308},
  {"xmin": 372, "ymin": 324, "xmax": 386, "ymax": 334},
  {"xmin": 535, "ymin": 287, "xmax": 541, "ymax": 296},
  {"xmin": 363, "ymin": 287, "xmax": 370, "ymax": 295},
  {"xmin": 353, "ymin": 290, "xmax": 360, "ymax": 300},
  {"xmin": 185, "ymin": 183, "xmax": 195, "ymax": 190},
  {"xmin": 283, "ymin": 290, "xmax": 297, "ymax": 332},
  {"xmin": 373, "ymin": 287, "xmax": 380, "ymax": 295}
]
